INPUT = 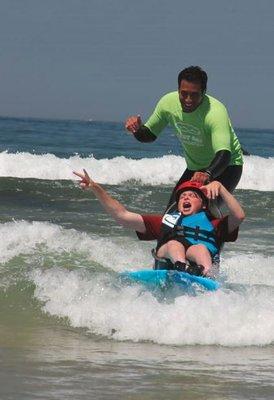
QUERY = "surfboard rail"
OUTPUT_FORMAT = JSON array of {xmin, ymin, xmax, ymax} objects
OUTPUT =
[{"xmin": 120, "ymin": 269, "xmax": 220, "ymax": 292}]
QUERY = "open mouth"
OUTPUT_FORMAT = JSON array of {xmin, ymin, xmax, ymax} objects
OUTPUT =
[
  {"xmin": 183, "ymin": 201, "xmax": 191, "ymax": 211},
  {"xmin": 183, "ymin": 105, "xmax": 194, "ymax": 113}
]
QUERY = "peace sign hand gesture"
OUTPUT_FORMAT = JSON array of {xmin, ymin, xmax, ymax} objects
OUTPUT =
[{"xmin": 73, "ymin": 169, "xmax": 95, "ymax": 190}]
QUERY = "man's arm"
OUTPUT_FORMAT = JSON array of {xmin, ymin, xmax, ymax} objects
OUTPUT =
[
  {"xmin": 204, "ymin": 150, "xmax": 231, "ymax": 178},
  {"xmin": 125, "ymin": 96, "xmax": 169, "ymax": 143},
  {"xmin": 192, "ymin": 103, "xmax": 236, "ymax": 184},
  {"xmin": 202, "ymin": 181, "xmax": 245, "ymax": 233},
  {"xmin": 191, "ymin": 150, "xmax": 231, "ymax": 184},
  {"xmin": 125, "ymin": 115, "xmax": 157, "ymax": 142},
  {"xmin": 73, "ymin": 170, "xmax": 146, "ymax": 233}
]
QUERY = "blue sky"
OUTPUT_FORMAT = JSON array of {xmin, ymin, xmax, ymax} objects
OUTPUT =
[{"xmin": 0, "ymin": 0, "xmax": 273, "ymax": 128}]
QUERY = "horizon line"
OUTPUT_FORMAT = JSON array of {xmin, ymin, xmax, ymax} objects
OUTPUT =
[{"xmin": 0, "ymin": 114, "xmax": 273, "ymax": 133}]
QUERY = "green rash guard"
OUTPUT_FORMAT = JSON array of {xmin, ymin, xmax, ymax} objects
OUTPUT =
[{"xmin": 145, "ymin": 92, "xmax": 243, "ymax": 171}]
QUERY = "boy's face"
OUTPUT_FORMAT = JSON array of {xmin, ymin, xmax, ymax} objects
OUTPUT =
[{"xmin": 177, "ymin": 190, "xmax": 203, "ymax": 215}]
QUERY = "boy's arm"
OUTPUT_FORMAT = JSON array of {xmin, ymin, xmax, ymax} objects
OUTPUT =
[
  {"xmin": 202, "ymin": 181, "xmax": 245, "ymax": 233},
  {"xmin": 73, "ymin": 170, "xmax": 146, "ymax": 233}
]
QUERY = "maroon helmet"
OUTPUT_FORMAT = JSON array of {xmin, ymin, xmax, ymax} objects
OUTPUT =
[{"xmin": 175, "ymin": 180, "xmax": 208, "ymax": 204}]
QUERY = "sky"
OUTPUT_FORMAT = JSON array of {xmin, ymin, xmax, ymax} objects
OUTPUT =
[{"xmin": 0, "ymin": 0, "xmax": 274, "ymax": 128}]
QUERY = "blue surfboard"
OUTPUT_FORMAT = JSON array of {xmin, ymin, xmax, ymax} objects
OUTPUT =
[{"xmin": 120, "ymin": 269, "xmax": 220, "ymax": 292}]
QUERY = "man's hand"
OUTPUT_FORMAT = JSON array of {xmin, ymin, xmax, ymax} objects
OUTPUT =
[
  {"xmin": 125, "ymin": 115, "xmax": 142, "ymax": 134},
  {"xmin": 73, "ymin": 169, "xmax": 95, "ymax": 190},
  {"xmin": 191, "ymin": 171, "xmax": 210, "ymax": 184}
]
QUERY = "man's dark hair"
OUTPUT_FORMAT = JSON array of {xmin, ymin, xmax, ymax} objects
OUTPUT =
[{"xmin": 178, "ymin": 66, "xmax": 208, "ymax": 93}]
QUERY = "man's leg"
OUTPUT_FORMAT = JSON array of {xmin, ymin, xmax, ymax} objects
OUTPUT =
[
  {"xmin": 215, "ymin": 165, "xmax": 243, "ymax": 193},
  {"xmin": 206, "ymin": 165, "xmax": 242, "ymax": 216}
]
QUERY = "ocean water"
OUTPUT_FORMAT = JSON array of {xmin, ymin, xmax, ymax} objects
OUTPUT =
[{"xmin": 0, "ymin": 116, "xmax": 273, "ymax": 400}]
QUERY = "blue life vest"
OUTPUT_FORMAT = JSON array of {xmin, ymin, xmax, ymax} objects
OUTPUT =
[{"xmin": 160, "ymin": 210, "xmax": 219, "ymax": 256}]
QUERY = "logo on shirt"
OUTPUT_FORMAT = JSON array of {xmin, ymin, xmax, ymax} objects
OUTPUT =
[{"xmin": 175, "ymin": 122, "xmax": 204, "ymax": 146}]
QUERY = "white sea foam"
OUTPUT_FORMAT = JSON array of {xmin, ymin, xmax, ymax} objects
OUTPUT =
[
  {"xmin": 1, "ymin": 151, "xmax": 274, "ymax": 190},
  {"xmin": 0, "ymin": 220, "xmax": 150, "ymax": 269},
  {"xmin": 1, "ymin": 220, "xmax": 272, "ymax": 280},
  {"xmin": 0, "ymin": 220, "xmax": 272, "ymax": 347},
  {"xmin": 31, "ymin": 265, "xmax": 274, "ymax": 347}
]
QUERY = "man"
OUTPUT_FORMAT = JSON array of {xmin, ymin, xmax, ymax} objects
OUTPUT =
[
  {"xmin": 125, "ymin": 66, "xmax": 243, "ymax": 208},
  {"xmin": 73, "ymin": 169, "xmax": 245, "ymax": 277}
]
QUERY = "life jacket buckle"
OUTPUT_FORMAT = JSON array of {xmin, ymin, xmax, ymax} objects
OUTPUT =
[{"xmin": 194, "ymin": 226, "xmax": 200, "ymax": 240}]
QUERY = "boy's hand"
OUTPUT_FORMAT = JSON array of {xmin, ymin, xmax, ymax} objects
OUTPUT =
[
  {"xmin": 201, "ymin": 181, "xmax": 222, "ymax": 200},
  {"xmin": 73, "ymin": 169, "xmax": 94, "ymax": 190}
]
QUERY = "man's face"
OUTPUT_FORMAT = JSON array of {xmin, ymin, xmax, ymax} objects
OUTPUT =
[
  {"xmin": 177, "ymin": 190, "xmax": 203, "ymax": 215},
  {"xmin": 178, "ymin": 80, "xmax": 203, "ymax": 113}
]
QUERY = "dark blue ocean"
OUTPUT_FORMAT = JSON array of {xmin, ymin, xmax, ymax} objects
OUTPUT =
[
  {"xmin": 0, "ymin": 116, "xmax": 273, "ymax": 400},
  {"xmin": 1, "ymin": 116, "xmax": 273, "ymax": 158}
]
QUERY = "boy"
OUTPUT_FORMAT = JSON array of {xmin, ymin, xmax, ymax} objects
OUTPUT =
[{"xmin": 73, "ymin": 170, "xmax": 245, "ymax": 277}]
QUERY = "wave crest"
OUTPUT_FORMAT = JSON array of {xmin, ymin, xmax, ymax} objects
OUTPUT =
[{"xmin": 1, "ymin": 151, "xmax": 274, "ymax": 190}]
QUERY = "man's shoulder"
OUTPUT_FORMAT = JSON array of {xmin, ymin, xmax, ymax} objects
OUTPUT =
[
  {"xmin": 205, "ymin": 94, "xmax": 228, "ymax": 113},
  {"xmin": 157, "ymin": 91, "xmax": 180, "ymax": 107}
]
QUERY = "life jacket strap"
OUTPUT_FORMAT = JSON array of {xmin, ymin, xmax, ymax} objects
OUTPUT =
[{"xmin": 174, "ymin": 225, "xmax": 219, "ymax": 249}]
